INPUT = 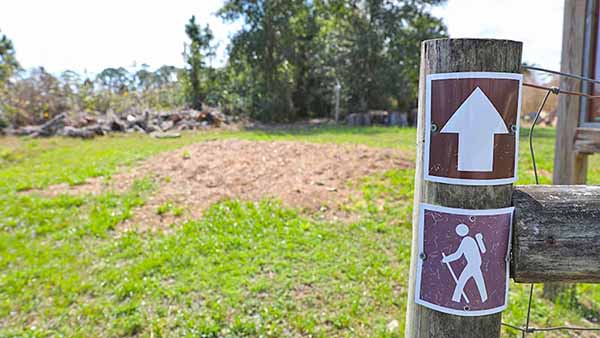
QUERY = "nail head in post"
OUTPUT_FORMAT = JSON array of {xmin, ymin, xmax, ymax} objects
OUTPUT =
[
  {"xmin": 419, "ymin": 252, "xmax": 427, "ymax": 260},
  {"xmin": 463, "ymin": 305, "xmax": 470, "ymax": 311},
  {"xmin": 431, "ymin": 123, "xmax": 438, "ymax": 133},
  {"xmin": 510, "ymin": 124, "xmax": 518, "ymax": 134},
  {"xmin": 469, "ymin": 216, "xmax": 476, "ymax": 222}
]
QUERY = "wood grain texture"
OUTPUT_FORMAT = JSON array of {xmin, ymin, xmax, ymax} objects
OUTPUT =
[
  {"xmin": 405, "ymin": 38, "xmax": 522, "ymax": 338},
  {"xmin": 512, "ymin": 185, "xmax": 600, "ymax": 283},
  {"xmin": 547, "ymin": 0, "xmax": 589, "ymax": 301},
  {"xmin": 574, "ymin": 127, "xmax": 600, "ymax": 153},
  {"xmin": 553, "ymin": 0, "xmax": 588, "ymax": 185}
]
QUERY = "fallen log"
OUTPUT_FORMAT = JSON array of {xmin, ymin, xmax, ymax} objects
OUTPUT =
[
  {"xmin": 105, "ymin": 111, "xmax": 127, "ymax": 132},
  {"xmin": 150, "ymin": 131, "xmax": 181, "ymax": 139},
  {"xmin": 13, "ymin": 113, "xmax": 66, "ymax": 137},
  {"xmin": 10, "ymin": 108, "xmax": 231, "ymax": 138},
  {"xmin": 61, "ymin": 126, "xmax": 96, "ymax": 139},
  {"xmin": 39, "ymin": 113, "xmax": 67, "ymax": 136}
]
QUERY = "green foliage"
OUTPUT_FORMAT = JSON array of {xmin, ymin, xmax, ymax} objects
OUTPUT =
[
  {"xmin": 316, "ymin": 0, "xmax": 448, "ymax": 116},
  {"xmin": 96, "ymin": 67, "xmax": 131, "ymax": 93},
  {"xmin": 0, "ymin": 3, "xmax": 448, "ymax": 125},
  {"xmin": 1, "ymin": 67, "xmax": 70, "ymax": 125},
  {"xmin": 0, "ymin": 29, "xmax": 19, "ymax": 85},
  {"xmin": 156, "ymin": 200, "xmax": 185, "ymax": 217},
  {"xmin": 0, "ymin": 114, "xmax": 7, "ymax": 131},
  {"xmin": 219, "ymin": 0, "xmax": 447, "ymax": 121},
  {"xmin": 220, "ymin": 0, "xmax": 326, "ymax": 121},
  {"xmin": 184, "ymin": 16, "xmax": 216, "ymax": 110},
  {"xmin": 1, "ymin": 65, "xmax": 187, "ymax": 127}
]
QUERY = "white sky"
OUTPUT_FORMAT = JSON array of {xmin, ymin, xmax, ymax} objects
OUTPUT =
[
  {"xmin": 1, "ymin": 0, "xmax": 564, "ymax": 76},
  {"xmin": 432, "ymin": 0, "xmax": 564, "ymax": 71},
  {"xmin": 0, "ymin": 0, "xmax": 238, "ymax": 75}
]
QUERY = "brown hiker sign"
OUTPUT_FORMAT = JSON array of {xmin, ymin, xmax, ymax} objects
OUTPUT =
[
  {"xmin": 415, "ymin": 203, "xmax": 513, "ymax": 316},
  {"xmin": 424, "ymin": 72, "xmax": 522, "ymax": 185}
]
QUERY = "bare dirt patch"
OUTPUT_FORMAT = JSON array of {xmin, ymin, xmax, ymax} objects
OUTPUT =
[{"xmin": 30, "ymin": 139, "xmax": 412, "ymax": 231}]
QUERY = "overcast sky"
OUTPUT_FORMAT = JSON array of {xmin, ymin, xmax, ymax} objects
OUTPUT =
[{"xmin": 1, "ymin": 0, "xmax": 564, "ymax": 75}]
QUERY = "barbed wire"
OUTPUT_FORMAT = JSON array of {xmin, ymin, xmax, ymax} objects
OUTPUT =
[
  {"xmin": 528, "ymin": 87, "xmax": 554, "ymax": 185},
  {"xmin": 523, "ymin": 65, "xmax": 600, "ymax": 86},
  {"xmin": 500, "ymin": 66, "xmax": 600, "ymax": 336},
  {"xmin": 523, "ymin": 82, "xmax": 600, "ymax": 99}
]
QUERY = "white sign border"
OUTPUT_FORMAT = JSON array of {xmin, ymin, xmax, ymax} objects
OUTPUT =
[
  {"xmin": 424, "ymin": 72, "xmax": 523, "ymax": 186},
  {"xmin": 415, "ymin": 202, "xmax": 514, "ymax": 317}
]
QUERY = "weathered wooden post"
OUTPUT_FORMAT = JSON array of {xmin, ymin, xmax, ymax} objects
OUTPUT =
[
  {"xmin": 334, "ymin": 80, "xmax": 341, "ymax": 123},
  {"xmin": 554, "ymin": 0, "xmax": 588, "ymax": 186},
  {"xmin": 405, "ymin": 38, "xmax": 522, "ymax": 338},
  {"xmin": 550, "ymin": 0, "xmax": 591, "ymax": 301}
]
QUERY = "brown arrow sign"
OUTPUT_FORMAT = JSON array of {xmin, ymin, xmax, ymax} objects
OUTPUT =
[{"xmin": 424, "ymin": 72, "xmax": 522, "ymax": 185}]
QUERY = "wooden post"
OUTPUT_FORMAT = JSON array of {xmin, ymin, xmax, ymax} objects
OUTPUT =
[
  {"xmin": 335, "ymin": 81, "xmax": 341, "ymax": 123},
  {"xmin": 554, "ymin": 0, "xmax": 588, "ymax": 186},
  {"xmin": 550, "ymin": 0, "xmax": 589, "ymax": 300},
  {"xmin": 512, "ymin": 185, "xmax": 600, "ymax": 283},
  {"xmin": 405, "ymin": 38, "xmax": 522, "ymax": 338}
]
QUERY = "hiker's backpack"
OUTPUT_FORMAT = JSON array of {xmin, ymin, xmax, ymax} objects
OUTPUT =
[{"xmin": 475, "ymin": 233, "xmax": 487, "ymax": 254}]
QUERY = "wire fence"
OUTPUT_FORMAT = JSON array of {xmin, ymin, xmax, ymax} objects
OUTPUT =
[{"xmin": 500, "ymin": 65, "xmax": 600, "ymax": 337}]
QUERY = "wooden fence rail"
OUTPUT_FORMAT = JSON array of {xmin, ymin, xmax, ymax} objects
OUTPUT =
[{"xmin": 512, "ymin": 185, "xmax": 600, "ymax": 283}]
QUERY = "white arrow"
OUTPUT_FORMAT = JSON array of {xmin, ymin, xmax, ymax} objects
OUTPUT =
[{"xmin": 440, "ymin": 87, "xmax": 509, "ymax": 172}]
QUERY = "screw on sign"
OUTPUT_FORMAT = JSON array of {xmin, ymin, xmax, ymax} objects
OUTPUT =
[
  {"xmin": 415, "ymin": 203, "xmax": 514, "ymax": 316},
  {"xmin": 424, "ymin": 72, "xmax": 523, "ymax": 185}
]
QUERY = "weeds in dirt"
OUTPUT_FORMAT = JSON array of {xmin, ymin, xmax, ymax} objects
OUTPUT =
[{"xmin": 156, "ymin": 200, "xmax": 185, "ymax": 217}]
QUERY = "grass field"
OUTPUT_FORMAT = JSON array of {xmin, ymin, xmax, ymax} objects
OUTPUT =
[{"xmin": 0, "ymin": 126, "xmax": 599, "ymax": 337}]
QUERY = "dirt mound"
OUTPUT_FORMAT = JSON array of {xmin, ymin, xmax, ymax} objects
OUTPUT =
[{"xmin": 31, "ymin": 139, "xmax": 412, "ymax": 231}]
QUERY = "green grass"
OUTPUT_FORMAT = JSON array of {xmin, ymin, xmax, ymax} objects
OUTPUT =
[{"xmin": 0, "ymin": 126, "xmax": 598, "ymax": 337}]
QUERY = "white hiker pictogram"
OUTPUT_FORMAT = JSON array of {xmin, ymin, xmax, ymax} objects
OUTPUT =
[{"xmin": 441, "ymin": 223, "xmax": 488, "ymax": 303}]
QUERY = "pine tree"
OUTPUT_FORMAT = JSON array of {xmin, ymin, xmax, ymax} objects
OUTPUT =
[{"xmin": 184, "ymin": 16, "xmax": 214, "ymax": 110}]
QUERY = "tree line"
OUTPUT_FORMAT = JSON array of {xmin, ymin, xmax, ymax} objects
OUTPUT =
[{"xmin": 0, "ymin": 0, "xmax": 448, "ymax": 127}]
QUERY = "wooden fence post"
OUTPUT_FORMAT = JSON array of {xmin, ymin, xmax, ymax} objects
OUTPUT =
[
  {"xmin": 554, "ymin": 0, "xmax": 588, "ymax": 186},
  {"xmin": 405, "ymin": 38, "xmax": 522, "ymax": 338},
  {"xmin": 549, "ymin": 0, "xmax": 588, "ymax": 301}
]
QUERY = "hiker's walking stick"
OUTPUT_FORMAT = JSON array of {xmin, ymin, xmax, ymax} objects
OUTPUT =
[{"xmin": 442, "ymin": 252, "xmax": 470, "ymax": 303}]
